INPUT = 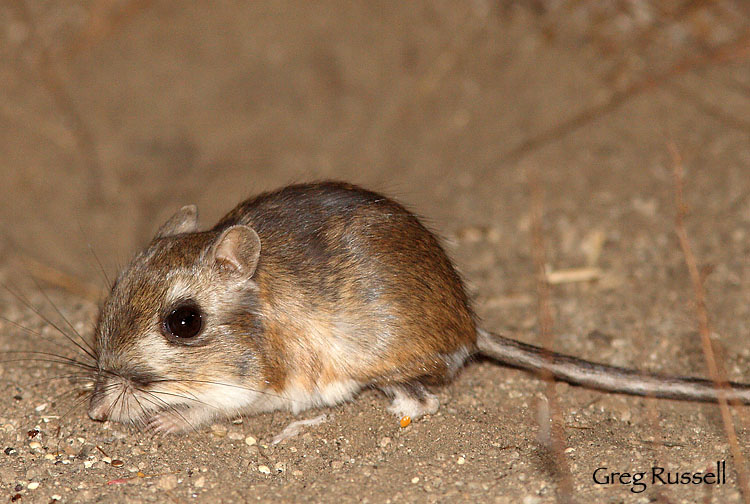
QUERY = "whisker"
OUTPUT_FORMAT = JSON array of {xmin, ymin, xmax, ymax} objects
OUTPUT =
[
  {"xmin": 0, "ymin": 350, "xmax": 97, "ymax": 370},
  {"xmin": 24, "ymin": 274, "xmax": 97, "ymax": 357},
  {"xmin": 153, "ymin": 381, "xmax": 206, "ymax": 409},
  {"xmin": 76, "ymin": 220, "xmax": 112, "ymax": 289},
  {"xmin": 148, "ymin": 378, "xmax": 294, "ymax": 402},
  {"xmin": 0, "ymin": 314, "xmax": 96, "ymax": 365},
  {"xmin": 0, "ymin": 373, "xmax": 92, "ymax": 390},
  {"xmin": 0, "ymin": 356, "xmax": 99, "ymax": 371},
  {"xmin": 41, "ymin": 385, "xmax": 94, "ymax": 415},
  {"xmin": 1, "ymin": 282, "xmax": 97, "ymax": 361},
  {"xmin": 147, "ymin": 389, "xmax": 217, "ymax": 410},
  {"xmin": 48, "ymin": 396, "xmax": 93, "ymax": 457},
  {"xmin": 52, "ymin": 392, "xmax": 93, "ymax": 442},
  {"xmin": 105, "ymin": 387, "xmax": 126, "ymax": 425},
  {"xmin": 135, "ymin": 390, "xmax": 198, "ymax": 433}
]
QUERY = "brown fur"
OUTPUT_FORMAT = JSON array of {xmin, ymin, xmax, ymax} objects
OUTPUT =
[{"xmin": 217, "ymin": 182, "xmax": 477, "ymax": 389}]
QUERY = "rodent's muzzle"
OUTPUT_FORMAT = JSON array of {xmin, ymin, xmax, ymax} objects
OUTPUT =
[
  {"xmin": 87, "ymin": 376, "xmax": 111, "ymax": 421},
  {"xmin": 87, "ymin": 366, "xmax": 163, "ymax": 422},
  {"xmin": 87, "ymin": 397, "xmax": 109, "ymax": 422}
]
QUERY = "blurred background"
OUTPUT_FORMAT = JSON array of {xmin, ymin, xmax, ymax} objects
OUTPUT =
[{"xmin": 1, "ymin": 0, "xmax": 748, "ymax": 285}]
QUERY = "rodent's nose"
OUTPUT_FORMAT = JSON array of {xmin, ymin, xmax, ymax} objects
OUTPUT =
[
  {"xmin": 87, "ymin": 399, "xmax": 109, "ymax": 422},
  {"xmin": 88, "ymin": 380, "xmax": 111, "ymax": 422}
]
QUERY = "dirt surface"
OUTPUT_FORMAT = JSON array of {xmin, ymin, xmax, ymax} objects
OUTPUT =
[{"xmin": 1, "ymin": 1, "xmax": 750, "ymax": 503}]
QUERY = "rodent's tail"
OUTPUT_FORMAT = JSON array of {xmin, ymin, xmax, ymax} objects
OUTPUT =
[{"xmin": 476, "ymin": 328, "xmax": 750, "ymax": 404}]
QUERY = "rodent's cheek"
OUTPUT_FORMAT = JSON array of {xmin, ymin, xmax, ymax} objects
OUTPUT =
[{"xmin": 129, "ymin": 331, "xmax": 187, "ymax": 376}]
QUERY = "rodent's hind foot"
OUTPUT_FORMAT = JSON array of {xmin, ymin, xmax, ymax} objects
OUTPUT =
[{"xmin": 382, "ymin": 382, "xmax": 439, "ymax": 420}]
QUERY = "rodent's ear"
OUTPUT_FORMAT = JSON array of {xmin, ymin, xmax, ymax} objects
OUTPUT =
[
  {"xmin": 156, "ymin": 205, "xmax": 199, "ymax": 238},
  {"xmin": 212, "ymin": 225, "xmax": 261, "ymax": 277}
]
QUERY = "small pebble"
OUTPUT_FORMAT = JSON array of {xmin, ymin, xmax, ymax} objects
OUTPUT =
[
  {"xmin": 244, "ymin": 436, "xmax": 257, "ymax": 446},
  {"xmin": 210, "ymin": 425, "xmax": 227, "ymax": 438},
  {"xmin": 411, "ymin": 477, "xmax": 420, "ymax": 484},
  {"xmin": 102, "ymin": 457, "xmax": 112, "ymax": 464},
  {"xmin": 4, "ymin": 447, "xmax": 17, "ymax": 456},
  {"xmin": 258, "ymin": 465, "xmax": 271, "ymax": 475},
  {"xmin": 228, "ymin": 431, "xmax": 244, "ymax": 441},
  {"xmin": 292, "ymin": 470, "xmax": 303, "ymax": 477},
  {"xmin": 157, "ymin": 474, "xmax": 178, "ymax": 490},
  {"xmin": 35, "ymin": 403, "xmax": 47, "ymax": 412},
  {"xmin": 0, "ymin": 467, "xmax": 17, "ymax": 484},
  {"xmin": 457, "ymin": 456, "xmax": 466, "ymax": 465},
  {"xmin": 83, "ymin": 461, "xmax": 94, "ymax": 469},
  {"xmin": 111, "ymin": 459, "xmax": 124, "ymax": 467},
  {"xmin": 194, "ymin": 476, "xmax": 205, "ymax": 488},
  {"xmin": 25, "ymin": 467, "xmax": 42, "ymax": 480},
  {"xmin": 331, "ymin": 460, "xmax": 344, "ymax": 470},
  {"xmin": 51, "ymin": 495, "xmax": 62, "ymax": 501},
  {"xmin": 27, "ymin": 482, "xmax": 39, "ymax": 490},
  {"xmin": 379, "ymin": 437, "xmax": 391, "ymax": 448},
  {"xmin": 28, "ymin": 441, "xmax": 42, "ymax": 450},
  {"xmin": 274, "ymin": 462, "xmax": 286, "ymax": 473}
]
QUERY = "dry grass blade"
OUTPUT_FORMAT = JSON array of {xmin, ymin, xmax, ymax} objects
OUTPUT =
[
  {"xmin": 545, "ymin": 266, "xmax": 601, "ymax": 285},
  {"xmin": 527, "ymin": 167, "xmax": 576, "ymax": 504},
  {"xmin": 669, "ymin": 141, "xmax": 750, "ymax": 504}
]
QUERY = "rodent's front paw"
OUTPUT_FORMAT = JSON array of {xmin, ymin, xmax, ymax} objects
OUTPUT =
[{"xmin": 146, "ymin": 411, "xmax": 195, "ymax": 434}]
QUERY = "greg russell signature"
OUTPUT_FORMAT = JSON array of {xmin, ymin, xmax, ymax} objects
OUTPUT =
[{"xmin": 592, "ymin": 461, "xmax": 727, "ymax": 494}]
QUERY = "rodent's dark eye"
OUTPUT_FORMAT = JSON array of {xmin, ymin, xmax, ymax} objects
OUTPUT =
[{"xmin": 164, "ymin": 305, "xmax": 203, "ymax": 339}]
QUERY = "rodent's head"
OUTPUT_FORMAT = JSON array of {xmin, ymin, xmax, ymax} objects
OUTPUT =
[{"xmin": 88, "ymin": 205, "xmax": 266, "ymax": 431}]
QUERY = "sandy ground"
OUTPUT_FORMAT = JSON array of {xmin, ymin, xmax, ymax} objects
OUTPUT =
[{"xmin": 1, "ymin": 1, "xmax": 750, "ymax": 502}]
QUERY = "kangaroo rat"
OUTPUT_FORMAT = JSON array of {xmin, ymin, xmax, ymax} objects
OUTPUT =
[{"xmin": 87, "ymin": 181, "xmax": 750, "ymax": 433}]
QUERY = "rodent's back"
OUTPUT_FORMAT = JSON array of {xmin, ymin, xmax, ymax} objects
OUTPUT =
[{"xmin": 215, "ymin": 182, "xmax": 477, "ymax": 388}]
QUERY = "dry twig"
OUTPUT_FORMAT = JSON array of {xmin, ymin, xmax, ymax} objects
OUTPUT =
[
  {"xmin": 9, "ymin": 0, "xmax": 103, "ymax": 202},
  {"xmin": 488, "ymin": 31, "xmax": 750, "ymax": 168},
  {"xmin": 527, "ymin": 167, "xmax": 576, "ymax": 504},
  {"xmin": 670, "ymin": 142, "xmax": 750, "ymax": 504}
]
